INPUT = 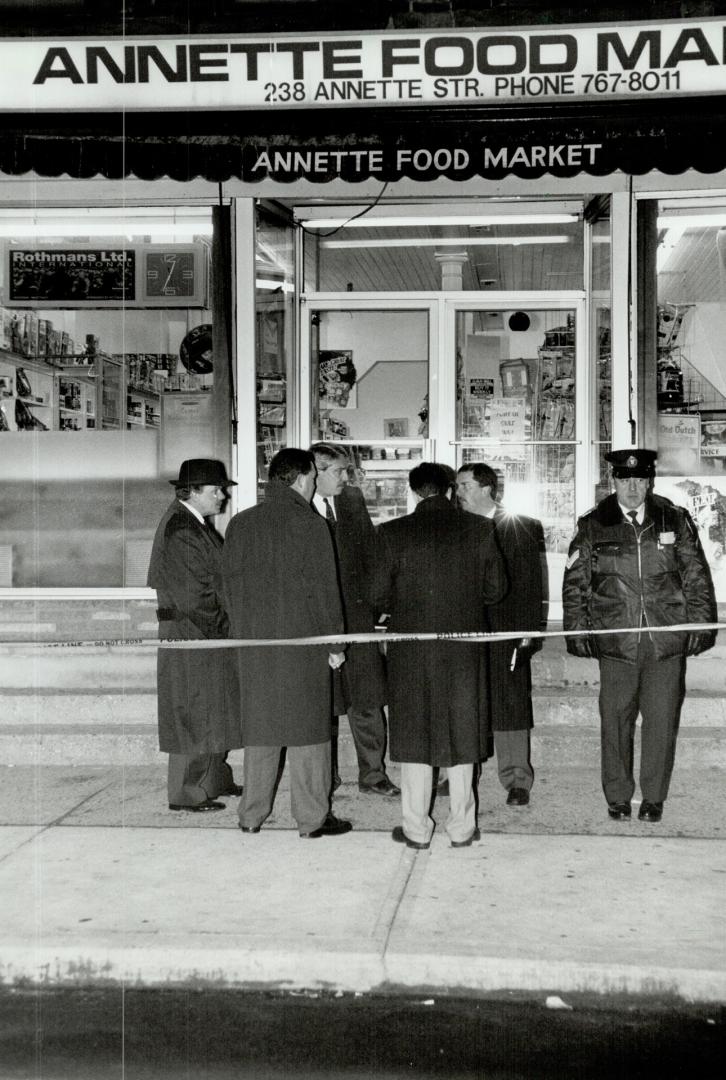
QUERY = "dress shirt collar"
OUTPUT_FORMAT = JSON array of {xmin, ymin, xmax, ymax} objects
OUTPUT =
[
  {"xmin": 312, "ymin": 492, "xmax": 336, "ymax": 520},
  {"xmin": 619, "ymin": 502, "xmax": 645, "ymax": 525},
  {"xmin": 179, "ymin": 499, "xmax": 205, "ymax": 525}
]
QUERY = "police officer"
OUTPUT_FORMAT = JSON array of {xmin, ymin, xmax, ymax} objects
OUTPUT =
[{"xmin": 562, "ymin": 449, "xmax": 717, "ymax": 823}]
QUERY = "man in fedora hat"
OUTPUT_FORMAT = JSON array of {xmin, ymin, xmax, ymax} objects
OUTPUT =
[
  {"xmin": 148, "ymin": 458, "xmax": 243, "ymax": 812},
  {"xmin": 563, "ymin": 448, "xmax": 716, "ymax": 823}
]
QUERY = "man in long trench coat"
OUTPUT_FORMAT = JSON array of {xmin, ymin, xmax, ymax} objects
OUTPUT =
[
  {"xmin": 373, "ymin": 462, "xmax": 507, "ymax": 850},
  {"xmin": 147, "ymin": 458, "xmax": 242, "ymax": 812},
  {"xmin": 222, "ymin": 448, "xmax": 353, "ymax": 838},
  {"xmin": 457, "ymin": 462, "xmax": 548, "ymax": 807}
]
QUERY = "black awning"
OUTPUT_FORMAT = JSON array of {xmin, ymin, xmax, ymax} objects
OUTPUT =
[{"xmin": 1, "ymin": 98, "xmax": 725, "ymax": 183}]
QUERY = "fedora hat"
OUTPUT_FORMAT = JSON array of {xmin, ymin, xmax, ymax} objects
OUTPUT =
[{"xmin": 170, "ymin": 459, "xmax": 237, "ymax": 488}]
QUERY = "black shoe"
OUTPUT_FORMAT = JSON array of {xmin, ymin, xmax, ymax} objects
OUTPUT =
[
  {"xmin": 607, "ymin": 801, "xmax": 632, "ymax": 820},
  {"xmin": 218, "ymin": 784, "xmax": 244, "ymax": 797},
  {"xmin": 391, "ymin": 825, "xmax": 431, "ymax": 850},
  {"xmin": 506, "ymin": 787, "xmax": 530, "ymax": 807},
  {"xmin": 238, "ymin": 823, "xmax": 261, "ymax": 833},
  {"xmin": 638, "ymin": 800, "xmax": 663, "ymax": 822},
  {"xmin": 358, "ymin": 777, "xmax": 401, "ymax": 797},
  {"xmin": 451, "ymin": 827, "xmax": 481, "ymax": 848},
  {"xmin": 301, "ymin": 812, "xmax": 352, "ymax": 838},
  {"xmin": 169, "ymin": 800, "xmax": 224, "ymax": 812}
]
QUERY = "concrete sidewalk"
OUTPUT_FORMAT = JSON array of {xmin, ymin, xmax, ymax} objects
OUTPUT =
[{"xmin": 1, "ymin": 762, "xmax": 725, "ymax": 1003}]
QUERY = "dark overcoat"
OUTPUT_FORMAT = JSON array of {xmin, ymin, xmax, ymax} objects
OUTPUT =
[
  {"xmin": 331, "ymin": 484, "xmax": 387, "ymax": 712},
  {"xmin": 222, "ymin": 483, "xmax": 344, "ymax": 747},
  {"xmin": 487, "ymin": 508, "xmax": 549, "ymax": 732},
  {"xmin": 373, "ymin": 496, "xmax": 507, "ymax": 766},
  {"xmin": 147, "ymin": 499, "xmax": 242, "ymax": 755}
]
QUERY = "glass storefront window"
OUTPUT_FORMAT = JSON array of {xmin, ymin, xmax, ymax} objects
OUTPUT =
[
  {"xmin": 585, "ymin": 210, "xmax": 612, "ymax": 508},
  {"xmin": 255, "ymin": 206, "xmax": 295, "ymax": 496},
  {"xmin": 303, "ymin": 209, "xmax": 583, "ymax": 292},
  {"xmin": 653, "ymin": 200, "xmax": 726, "ymax": 601},
  {"xmin": 0, "ymin": 206, "xmax": 232, "ymax": 588},
  {"xmin": 454, "ymin": 306, "xmax": 577, "ymax": 599}
]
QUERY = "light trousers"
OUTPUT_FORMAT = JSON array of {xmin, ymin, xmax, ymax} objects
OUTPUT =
[{"xmin": 401, "ymin": 761, "xmax": 476, "ymax": 845}]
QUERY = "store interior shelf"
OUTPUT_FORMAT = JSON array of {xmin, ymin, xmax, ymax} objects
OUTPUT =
[
  {"xmin": 362, "ymin": 457, "xmax": 421, "ymax": 471},
  {"xmin": 127, "ymin": 386, "xmax": 160, "ymax": 398}
]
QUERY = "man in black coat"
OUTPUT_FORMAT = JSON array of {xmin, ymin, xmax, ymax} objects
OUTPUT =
[
  {"xmin": 563, "ymin": 448, "xmax": 717, "ymax": 823},
  {"xmin": 147, "ymin": 458, "xmax": 242, "ymax": 812},
  {"xmin": 374, "ymin": 462, "xmax": 507, "ymax": 849},
  {"xmin": 223, "ymin": 448, "xmax": 352, "ymax": 838},
  {"xmin": 457, "ymin": 463, "xmax": 548, "ymax": 807},
  {"xmin": 310, "ymin": 443, "xmax": 399, "ymax": 797}
]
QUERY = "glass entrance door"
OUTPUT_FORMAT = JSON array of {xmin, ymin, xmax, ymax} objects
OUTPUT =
[{"xmin": 301, "ymin": 297, "xmax": 589, "ymax": 601}]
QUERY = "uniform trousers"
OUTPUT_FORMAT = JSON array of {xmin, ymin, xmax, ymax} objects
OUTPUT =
[
  {"xmin": 401, "ymin": 762, "xmax": 476, "ymax": 845},
  {"xmin": 493, "ymin": 730, "xmax": 534, "ymax": 791},
  {"xmin": 598, "ymin": 634, "xmax": 686, "ymax": 805},
  {"xmin": 167, "ymin": 752, "xmax": 234, "ymax": 806},
  {"xmin": 240, "ymin": 742, "xmax": 331, "ymax": 835}
]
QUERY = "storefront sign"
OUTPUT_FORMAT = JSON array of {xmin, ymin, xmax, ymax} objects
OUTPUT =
[
  {"xmin": 319, "ymin": 350, "xmax": 357, "ymax": 410},
  {"xmin": 4, "ymin": 244, "xmax": 206, "ymax": 309},
  {"xmin": 657, "ymin": 412, "xmax": 701, "ymax": 475},
  {"xmin": 7, "ymin": 248, "xmax": 135, "ymax": 304},
  {"xmin": 488, "ymin": 396, "xmax": 527, "ymax": 443},
  {"xmin": 656, "ymin": 476, "xmax": 726, "ymax": 602},
  {"xmin": 1, "ymin": 19, "xmax": 726, "ymax": 111},
  {"xmin": 469, "ymin": 378, "xmax": 494, "ymax": 398},
  {"xmin": 701, "ymin": 415, "xmax": 726, "ymax": 458},
  {"xmin": 242, "ymin": 141, "xmax": 605, "ymax": 181}
]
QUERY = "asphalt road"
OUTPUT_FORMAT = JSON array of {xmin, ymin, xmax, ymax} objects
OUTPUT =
[{"xmin": 1, "ymin": 988, "xmax": 724, "ymax": 1079}]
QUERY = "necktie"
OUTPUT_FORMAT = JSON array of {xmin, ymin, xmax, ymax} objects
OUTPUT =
[
  {"xmin": 323, "ymin": 498, "xmax": 336, "ymax": 524},
  {"xmin": 628, "ymin": 510, "xmax": 640, "ymax": 532}
]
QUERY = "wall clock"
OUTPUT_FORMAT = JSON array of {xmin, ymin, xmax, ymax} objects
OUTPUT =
[{"xmin": 141, "ymin": 244, "xmax": 206, "ymax": 307}]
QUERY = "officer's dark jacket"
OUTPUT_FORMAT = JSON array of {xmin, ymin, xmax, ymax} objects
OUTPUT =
[{"xmin": 562, "ymin": 492, "xmax": 716, "ymax": 663}]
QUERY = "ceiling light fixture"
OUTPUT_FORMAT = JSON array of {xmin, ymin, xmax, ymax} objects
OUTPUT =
[
  {"xmin": 322, "ymin": 236, "xmax": 571, "ymax": 250},
  {"xmin": 301, "ymin": 213, "xmax": 579, "ymax": 229},
  {"xmin": 0, "ymin": 222, "xmax": 213, "ymax": 238},
  {"xmin": 658, "ymin": 214, "xmax": 726, "ymax": 229}
]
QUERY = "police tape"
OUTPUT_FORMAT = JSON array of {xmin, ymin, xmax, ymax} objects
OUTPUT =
[{"xmin": 1, "ymin": 622, "xmax": 723, "ymax": 651}]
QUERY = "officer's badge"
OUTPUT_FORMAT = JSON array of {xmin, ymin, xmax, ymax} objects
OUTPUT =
[{"xmin": 626, "ymin": 455, "xmax": 638, "ymax": 468}]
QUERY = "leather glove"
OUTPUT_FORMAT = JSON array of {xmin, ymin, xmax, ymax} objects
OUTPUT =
[
  {"xmin": 513, "ymin": 638, "xmax": 539, "ymax": 662},
  {"xmin": 566, "ymin": 634, "xmax": 597, "ymax": 659},
  {"xmin": 687, "ymin": 631, "xmax": 716, "ymax": 657}
]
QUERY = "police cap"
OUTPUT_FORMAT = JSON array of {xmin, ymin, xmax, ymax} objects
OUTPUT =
[{"xmin": 604, "ymin": 448, "xmax": 657, "ymax": 479}]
